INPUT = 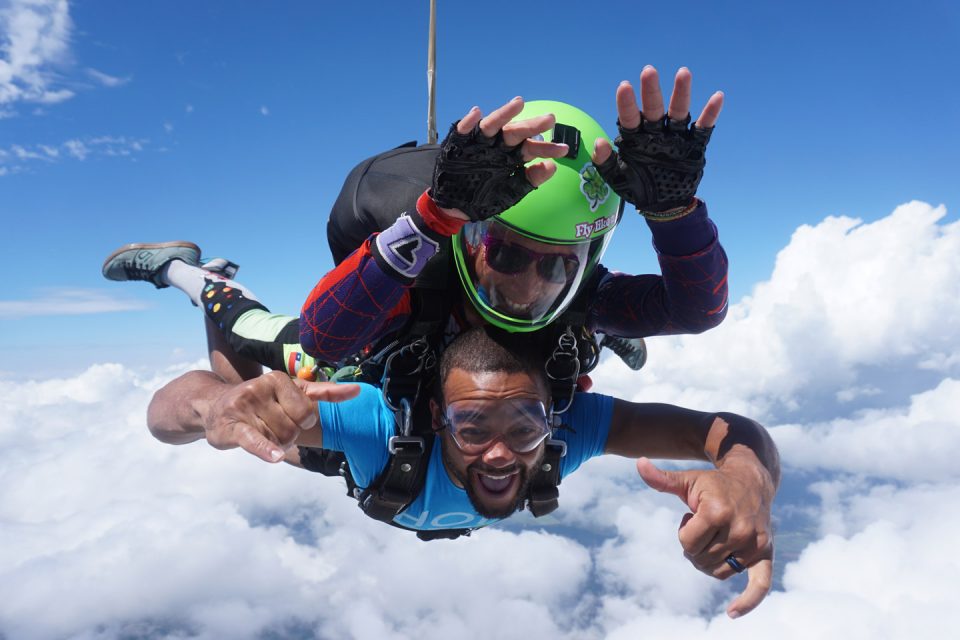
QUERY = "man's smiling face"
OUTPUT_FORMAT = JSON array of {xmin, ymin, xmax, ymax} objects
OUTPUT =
[{"xmin": 434, "ymin": 367, "xmax": 551, "ymax": 519}]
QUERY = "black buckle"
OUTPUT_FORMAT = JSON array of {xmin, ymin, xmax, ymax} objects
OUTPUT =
[{"xmin": 553, "ymin": 123, "xmax": 580, "ymax": 159}]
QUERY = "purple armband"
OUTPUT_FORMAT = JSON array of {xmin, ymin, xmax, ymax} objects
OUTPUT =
[{"xmin": 372, "ymin": 212, "xmax": 442, "ymax": 282}]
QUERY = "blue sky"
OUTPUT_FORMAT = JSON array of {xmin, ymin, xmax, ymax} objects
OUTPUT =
[
  {"xmin": 2, "ymin": 0, "xmax": 958, "ymax": 376},
  {"xmin": 3, "ymin": 2, "xmax": 960, "ymax": 638}
]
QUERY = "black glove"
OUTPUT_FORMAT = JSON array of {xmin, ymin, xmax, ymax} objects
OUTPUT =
[
  {"xmin": 429, "ymin": 120, "xmax": 535, "ymax": 222},
  {"xmin": 595, "ymin": 114, "xmax": 713, "ymax": 215}
]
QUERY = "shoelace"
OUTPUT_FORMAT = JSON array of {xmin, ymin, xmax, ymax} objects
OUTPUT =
[
  {"xmin": 602, "ymin": 335, "xmax": 638, "ymax": 357},
  {"xmin": 600, "ymin": 335, "xmax": 647, "ymax": 371},
  {"xmin": 123, "ymin": 264, "xmax": 159, "ymax": 283}
]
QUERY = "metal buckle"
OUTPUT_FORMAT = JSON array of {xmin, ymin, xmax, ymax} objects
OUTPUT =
[
  {"xmin": 546, "ymin": 438, "xmax": 567, "ymax": 458},
  {"xmin": 388, "ymin": 435, "xmax": 425, "ymax": 455}
]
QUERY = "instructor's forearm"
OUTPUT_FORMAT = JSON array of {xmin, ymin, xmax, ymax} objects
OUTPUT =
[{"xmin": 147, "ymin": 370, "xmax": 225, "ymax": 444}]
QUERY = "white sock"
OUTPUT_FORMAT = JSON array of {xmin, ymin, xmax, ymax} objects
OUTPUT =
[{"xmin": 161, "ymin": 260, "xmax": 260, "ymax": 307}]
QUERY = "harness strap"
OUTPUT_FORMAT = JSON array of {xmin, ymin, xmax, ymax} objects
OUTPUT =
[
  {"xmin": 405, "ymin": 283, "xmax": 451, "ymax": 338},
  {"xmin": 546, "ymin": 327, "xmax": 581, "ymax": 416},
  {"xmin": 526, "ymin": 439, "xmax": 567, "ymax": 517},
  {"xmin": 357, "ymin": 432, "xmax": 433, "ymax": 523}
]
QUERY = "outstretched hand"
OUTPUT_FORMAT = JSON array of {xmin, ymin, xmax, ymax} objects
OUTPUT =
[
  {"xmin": 432, "ymin": 96, "xmax": 571, "ymax": 222},
  {"xmin": 637, "ymin": 456, "xmax": 775, "ymax": 619},
  {"xmin": 203, "ymin": 370, "xmax": 360, "ymax": 463}
]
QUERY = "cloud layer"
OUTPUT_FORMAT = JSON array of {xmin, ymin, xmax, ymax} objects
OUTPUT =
[
  {"xmin": 0, "ymin": 0, "xmax": 73, "ymax": 107},
  {"xmin": 1, "ymin": 201, "xmax": 958, "ymax": 638},
  {"xmin": 0, "ymin": 288, "xmax": 150, "ymax": 318}
]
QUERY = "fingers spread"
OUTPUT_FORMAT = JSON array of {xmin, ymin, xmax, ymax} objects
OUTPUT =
[
  {"xmin": 592, "ymin": 138, "xmax": 612, "ymax": 165},
  {"xmin": 524, "ymin": 161, "xmax": 557, "ymax": 188},
  {"xmin": 727, "ymin": 558, "xmax": 773, "ymax": 618},
  {"xmin": 520, "ymin": 138, "xmax": 568, "ymax": 163},
  {"xmin": 640, "ymin": 65, "xmax": 665, "ymax": 122},
  {"xmin": 695, "ymin": 91, "xmax": 724, "ymax": 129},
  {"xmin": 502, "ymin": 112, "xmax": 555, "ymax": 148},
  {"xmin": 667, "ymin": 67, "xmax": 692, "ymax": 122},
  {"xmin": 616, "ymin": 81, "xmax": 641, "ymax": 130},
  {"xmin": 456, "ymin": 106, "xmax": 482, "ymax": 135},
  {"xmin": 478, "ymin": 96, "xmax": 524, "ymax": 138}
]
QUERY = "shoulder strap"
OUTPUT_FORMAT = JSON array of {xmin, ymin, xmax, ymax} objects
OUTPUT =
[
  {"xmin": 354, "ymin": 428, "xmax": 473, "ymax": 541},
  {"xmin": 356, "ymin": 430, "xmax": 433, "ymax": 523},
  {"xmin": 525, "ymin": 439, "xmax": 567, "ymax": 517}
]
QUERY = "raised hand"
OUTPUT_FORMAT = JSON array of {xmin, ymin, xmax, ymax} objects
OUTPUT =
[
  {"xmin": 430, "ymin": 96, "xmax": 571, "ymax": 221},
  {"xmin": 594, "ymin": 66, "xmax": 724, "ymax": 217},
  {"xmin": 636, "ymin": 457, "xmax": 775, "ymax": 619}
]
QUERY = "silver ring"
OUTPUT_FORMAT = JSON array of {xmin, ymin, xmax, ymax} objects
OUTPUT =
[{"xmin": 725, "ymin": 554, "xmax": 746, "ymax": 573}]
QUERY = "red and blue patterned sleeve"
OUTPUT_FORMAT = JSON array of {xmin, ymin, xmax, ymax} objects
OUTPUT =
[
  {"xmin": 588, "ymin": 200, "xmax": 729, "ymax": 337},
  {"xmin": 300, "ymin": 192, "xmax": 465, "ymax": 363},
  {"xmin": 299, "ymin": 238, "xmax": 413, "ymax": 363}
]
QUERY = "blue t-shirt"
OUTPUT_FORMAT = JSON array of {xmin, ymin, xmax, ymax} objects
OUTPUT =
[{"xmin": 319, "ymin": 383, "xmax": 613, "ymax": 531}]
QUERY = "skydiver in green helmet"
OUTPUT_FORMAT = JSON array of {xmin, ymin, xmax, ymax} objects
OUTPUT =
[{"xmin": 296, "ymin": 66, "xmax": 726, "ymax": 384}]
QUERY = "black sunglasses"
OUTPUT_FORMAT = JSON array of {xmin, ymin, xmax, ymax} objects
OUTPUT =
[{"xmin": 482, "ymin": 236, "xmax": 581, "ymax": 284}]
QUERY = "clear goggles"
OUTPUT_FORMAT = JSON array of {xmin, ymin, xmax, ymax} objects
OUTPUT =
[{"xmin": 440, "ymin": 398, "xmax": 552, "ymax": 454}]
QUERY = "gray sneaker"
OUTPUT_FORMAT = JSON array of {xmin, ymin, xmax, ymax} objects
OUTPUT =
[{"xmin": 102, "ymin": 241, "xmax": 201, "ymax": 288}]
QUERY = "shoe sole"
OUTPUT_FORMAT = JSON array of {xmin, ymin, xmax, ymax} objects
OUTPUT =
[{"xmin": 102, "ymin": 240, "xmax": 201, "ymax": 272}]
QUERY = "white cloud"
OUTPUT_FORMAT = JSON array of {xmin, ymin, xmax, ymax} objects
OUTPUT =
[
  {"xmin": 0, "ymin": 288, "xmax": 150, "ymax": 317},
  {"xmin": 593, "ymin": 201, "xmax": 960, "ymax": 422},
  {"xmin": 85, "ymin": 66, "xmax": 129, "ymax": 87},
  {"xmin": 0, "ymin": 0, "xmax": 74, "ymax": 107},
  {"xmin": 772, "ymin": 377, "xmax": 960, "ymax": 482},
  {"xmin": 260, "ymin": 105, "xmax": 269, "ymax": 116},
  {"xmin": 3, "ymin": 358, "xmax": 958, "ymax": 638},
  {"xmin": 2, "ymin": 201, "xmax": 959, "ymax": 638},
  {"xmin": 62, "ymin": 136, "xmax": 87, "ymax": 159},
  {"xmin": 1, "ymin": 135, "xmax": 149, "ymax": 173}
]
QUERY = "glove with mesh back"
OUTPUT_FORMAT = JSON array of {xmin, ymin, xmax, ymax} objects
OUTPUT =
[
  {"xmin": 596, "ymin": 114, "xmax": 714, "ymax": 220},
  {"xmin": 429, "ymin": 120, "xmax": 535, "ymax": 222}
]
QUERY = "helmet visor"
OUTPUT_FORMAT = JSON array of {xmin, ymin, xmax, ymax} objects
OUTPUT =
[{"xmin": 457, "ymin": 218, "xmax": 613, "ymax": 329}]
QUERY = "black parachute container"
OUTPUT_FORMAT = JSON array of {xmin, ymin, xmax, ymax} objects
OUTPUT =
[{"xmin": 326, "ymin": 142, "xmax": 451, "ymax": 291}]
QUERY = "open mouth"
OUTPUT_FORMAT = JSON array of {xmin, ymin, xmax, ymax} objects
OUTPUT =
[
  {"xmin": 473, "ymin": 469, "xmax": 520, "ymax": 498},
  {"xmin": 485, "ymin": 287, "xmax": 541, "ymax": 317},
  {"xmin": 500, "ymin": 298, "xmax": 536, "ymax": 314}
]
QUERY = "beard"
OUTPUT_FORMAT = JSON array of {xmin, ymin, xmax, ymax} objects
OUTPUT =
[{"xmin": 441, "ymin": 440, "xmax": 545, "ymax": 520}]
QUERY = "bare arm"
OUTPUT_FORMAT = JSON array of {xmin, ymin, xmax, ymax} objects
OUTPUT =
[
  {"xmin": 605, "ymin": 401, "xmax": 780, "ymax": 486},
  {"xmin": 147, "ymin": 369, "xmax": 359, "ymax": 462}
]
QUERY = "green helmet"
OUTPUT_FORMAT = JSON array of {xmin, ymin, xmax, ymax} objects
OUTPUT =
[{"xmin": 452, "ymin": 100, "xmax": 624, "ymax": 332}]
